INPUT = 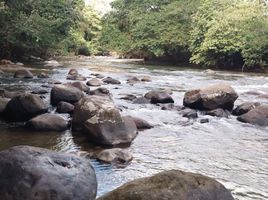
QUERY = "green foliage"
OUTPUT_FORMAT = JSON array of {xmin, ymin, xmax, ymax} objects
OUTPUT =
[
  {"xmin": 190, "ymin": 0, "xmax": 268, "ymax": 68},
  {"xmin": 0, "ymin": 0, "xmax": 101, "ymax": 59}
]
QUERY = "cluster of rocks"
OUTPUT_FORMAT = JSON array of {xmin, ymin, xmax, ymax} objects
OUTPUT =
[{"xmin": 0, "ymin": 145, "xmax": 235, "ymax": 200}]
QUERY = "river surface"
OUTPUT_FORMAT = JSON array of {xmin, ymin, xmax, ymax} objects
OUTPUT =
[{"xmin": 0, "ymin": 56, "xmax": 267, "ymax": 200}]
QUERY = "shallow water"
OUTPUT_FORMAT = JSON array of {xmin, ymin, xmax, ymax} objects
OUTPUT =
[{"xmin": 0, "ymin": 56, "xmax": 267, "ymax": 200}]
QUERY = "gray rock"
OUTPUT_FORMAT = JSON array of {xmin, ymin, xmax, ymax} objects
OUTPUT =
[
  {"xmin": 56, "ymin": 101, "xmax": 75, "ymax": 114},
  {"xmin": 180, "ymin": 108, "xmax": 198, "ymax": 119},
  {"xmin": 205, "ymin": 109, "xmax": 230, "ymax": 118},
  {"xmin": 50, "ymin": 84, "xmax": 83, "ymax": 106},
  {"xmin": 14, "ymin": 69, "xmax": 33, "ymax": 79},
  {"xmin": 145, "ymin": 90, "xmax": 174, "ymax": 104},
  {"xmin": 87, "ymin": 78, "xmax": 103, "ymax": 87},
  {"xmin": 103, "ymin": 77, "xmax": 121, "ymax": 85},
  {"xmin": 37, "ymin": 72, "xmax": 50, "ymax": 78},
  {"xmin": 128, "ymin": 116, "xmax": 153, "ymax": 130},
  {"xmin": 0, "ymin": 146, "xmax": 97, "ymax": 200},
  {"xmin": 237, "ymin": 105, "xmax": 268, "ymax": 126},
  {"xmin": 68, "ymin": 82, "xmax": 90, "ymax": 92},
  {"xmin": 68, "ymin": 68, "xmax": 78, "ymax": 76},
  {"xmin": 232, "ymin": 102, "xmax": 260, "ymax": 116},
  {"xmin": 72, "ymin": 96, "xmax": 138, "ymax": 146},
  {"xmin": 120, "ymin": 94, "xmax": 137, "ymax": 101},
  {"xmin": 89, "ymin": 87, "xmax": 110, "ymax": 97},
  {"xmin": 97, "ymin": 170, "xmax": 234, "ymax": 200},
  {"xmin": 183, "ymin": 83, "xmax": 238, "ymax": 111},
  {"xmin": 0, "ymin": 97, "xmax": 10, "ymax": 114},
  {"xmin": 0, "ymin": 89, "xmax": 25, "ymax": 98},
  {"xmin": 132, "ymin": 97, "xmax": 150, "ymax": 104},
  {"xmin": 3, "ymin": 94, "xmax": 48, "ymax": 122},
  {"xmin": 97, "ymin": 148, "xmax": 133, "ymax": 163},
  {"xmin": 26, "ymin": 113, "xmax": 69, "ymax": 131}
]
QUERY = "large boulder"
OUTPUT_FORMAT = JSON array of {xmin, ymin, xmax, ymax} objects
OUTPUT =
[
  {"xmin": 26, "ymin": 114, "xmax": 69, "ymax": 131},
  {"xmin": 183, "ymin": 83, "xmax": 238, "ymax": 111},
  {"xmin": 3, "ymin": 94, "xmax": 47, "ymax": 122},
  {"xmin": 72, "ymin": 96, "xmax": 138, "ymax": 146},
  {"xmin": 97, "ymin": 170, "xmax": 234, "ymax": 200},
  {"xmin": 145, "ymin": 90, "xmax": 174, "ymax": 104},
  {"xmin": 232, "ymin": 102, "xmax": 260, "ymax": 116},
  {"xmin": 237, "ymin": 105, "xmax": 268, "ymax": 126},
  {"xmin": 51, "ymin": 84, "xmax": 83, "ymax": 106},
  {"xmin": 0, "ymin": 146, "xmax": 97, "ymax": 200},
  {"xmin": 96, "ymin": 148, "xmax": 133, "ymax": 164},
  {"xmin": 14, "ymin": 69, "xmax": 33, "ymax": 79}
]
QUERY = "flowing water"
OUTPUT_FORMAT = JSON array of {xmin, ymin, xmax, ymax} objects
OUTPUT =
[{"xmin": 0, "ymin": 56, "xmax": 267, "ymax": 200}]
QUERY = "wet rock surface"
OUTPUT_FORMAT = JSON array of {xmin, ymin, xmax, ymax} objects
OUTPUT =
[
  {"xmin": 0, "ymin": 146, "xmax": 97, "ymax": 200},
  {"xmin": 237, "ymin": 105, "xmax": 268, "ymax": 126},
  {"xmin": 97, "ymin": 170, "xmax": 234, "ymax": 200}
]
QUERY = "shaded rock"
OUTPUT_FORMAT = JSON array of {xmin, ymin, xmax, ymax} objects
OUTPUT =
[
  {"xmin": 237, "ymin": 105, "xmax": 268, "ymax": 126},
  {"xmin": 14, "ymin": 69, "xmax": 33, "ymax": 79},
  {"xmin": 97, "ymin": 170, "xmax": 234, "ymax": 200},
  {"xmin": 141, "ymin": 76, "xmax": 152, "ymax": 82},
  {"xmin": 97, "ymin": 148, "xmax": 133, "ymax": 163},
  {"xmin": 132, "ymin": 97, "xmax": 150, "ymax": 104},
  {"xmin": 68, "ymin": 68, "xmax": 78, "ymax": 76},
  {"xmin": 232, "ymin": 102, "xmax": 260, "ymax": 116},
  {"xmin": 103, "ymin": 77, "xmax": 121, "ymax": 85},
  {"xmin": 183, "ymin": 83, "xmax": 238, "ymax": 111},
  {"xmin": 91, "ymin": 73, "xmax": 105, "ymax": 79},
  {"xmin": 128, "ymin": 116, "xmax": 153, "ymax": 130},
  {"xmin": 48, "ymin": 79, "xmax": 62, "ymax": 85},
  {"xmin": 44, "ymin": 60, "xmax": 62, "ymax": 68},
  {"xmin": 26, "ymin": 113, "xmax": 69, "ymax": 131},
  {"xmin": 145, "ymin": 90, "xmax": 174, "ymax": 104},
  {"xmin": 127, "ymin": 76, "xmax": 140, "ymax": 85},
  {"xmin": 87, "ymin": 78, "xmax": 102, "ymax": 87},
  {"xmin": 205, "ymin": 109, "xmax": 230, "ymax": 118},
  {"xmin": 200, "ymin": 118, "xmax": 209, "ymax": 124},
  {"xmin": 72, "ymin": 96, "xmax": 138, "ymax": 146},
  {"xmin": 3, "ymin": 94, "xmax": 47, "ymax": 122},
  {"xmin": 160, "ymin": 104, "xmax": 183, "ymax": 111},
  {"xmin": 0, "ymin": 97, "xmax": 10, "ymax": 114},
  {"xmin": 50, "ymin": 84, "xmax": 83, "ymax": 106},
  {"xmin": 120, "ymin": 94, "xmax": 137, "ymax": 101},
  {"xmin": 0, "ymin": 145, "xmax": 97, "ymax": 200},
  {"xmin": 31, "ymin": 89, "xmax": 48, "ymax": 95},
  {"xmin": 180, "ymin": 108, "xmax": 198, "ymax": 119},
  {"xmin": 68, "ymin": 82, "xmax": 90, "ymax": 92},
  {"xmin": 89, "ymin": 87, "xmax": 110, "ymax": 97},
  {"xmin": 56, "ymin": 101, "xmax": 75, "ymax": 114},
  {"xmin": 37, "ymin": 72, "xmax": 49, "ymax": 78}
]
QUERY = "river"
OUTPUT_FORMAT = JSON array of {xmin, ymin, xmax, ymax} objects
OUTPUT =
[{"xmin": 0, "ymin": 56, "xmax": 267, "ymax": 200}]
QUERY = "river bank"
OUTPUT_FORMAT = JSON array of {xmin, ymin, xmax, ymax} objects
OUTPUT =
[{"xmin": 0, "ymin": 56, "xmax": 267, "ymax": 199}]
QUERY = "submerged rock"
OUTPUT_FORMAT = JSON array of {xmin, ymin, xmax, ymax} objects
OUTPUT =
[
  {"xmin": 37, "ymin": 72, "xmax": 50, "ymax": 78},
  {"xmin": 50, "ymin": 84, "xmax": 83, "ymax": 106},
  {"xmin": 89, "ymin": 87, "xmax": 111, "ymax": 97},
  {"xmin": 232, "ymin": 102, "xmax": 260, "ymax": 116},
  {"xmin": 3, "ymin": 94, "xmax": 47, "ymax": 122},
  {"xmin": 97, "ymin": 170, "xmax": 234, "ymax": 200},
  {"xmin": 97, "ymin": 148, "xmax": 133, "ymax": 164},
  {"xmin": 26, "ymin": 113, "xmax": 69, "ymax": 131},
  {"xmin": 237, "ymin": 105, "xmax": 268, "ymax": 126},
  {"xmin": 183, "ymin": 83, "xmax": 238, "ymax": 111},
  {"xmin": 0, "ymin": 145, "xmax": 97, "ymax": 200},
  {"xmin": 72, "ymin": 96, "xmax": 138, "ymax": 146},
  {"xmin": 180, "ymin": 108, "xmax": 198, "ymax": 119},
  {"xmin": 14, "ymin": 69, "xmax": 33, "ymax": 79},
  {"xmin": 132, "ymin": 97, "xmax": 150, "ymax": 104}
]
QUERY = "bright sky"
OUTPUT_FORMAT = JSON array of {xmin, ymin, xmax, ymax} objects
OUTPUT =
[{"xmin": 85, "ymin": 0, "xmax": 114, "ymax": 14}]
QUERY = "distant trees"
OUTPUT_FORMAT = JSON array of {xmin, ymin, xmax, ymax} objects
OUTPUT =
[
  {"xmin": 100, "ymin": 0, "xmax": 268, "ymax": 68},
  {"xmin": 0, "ymin": 0, "xmax": 101, "ymax": 60}
]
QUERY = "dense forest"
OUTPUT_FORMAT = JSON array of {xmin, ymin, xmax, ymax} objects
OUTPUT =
[{"xmin": 0, "ymin": 0, "xmax": 268, "ymax": 69}]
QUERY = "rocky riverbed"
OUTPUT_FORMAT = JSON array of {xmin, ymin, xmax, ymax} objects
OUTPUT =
[{"xmin": 0, "ymin": 56, "xmax": 267, "ymax": 200}]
